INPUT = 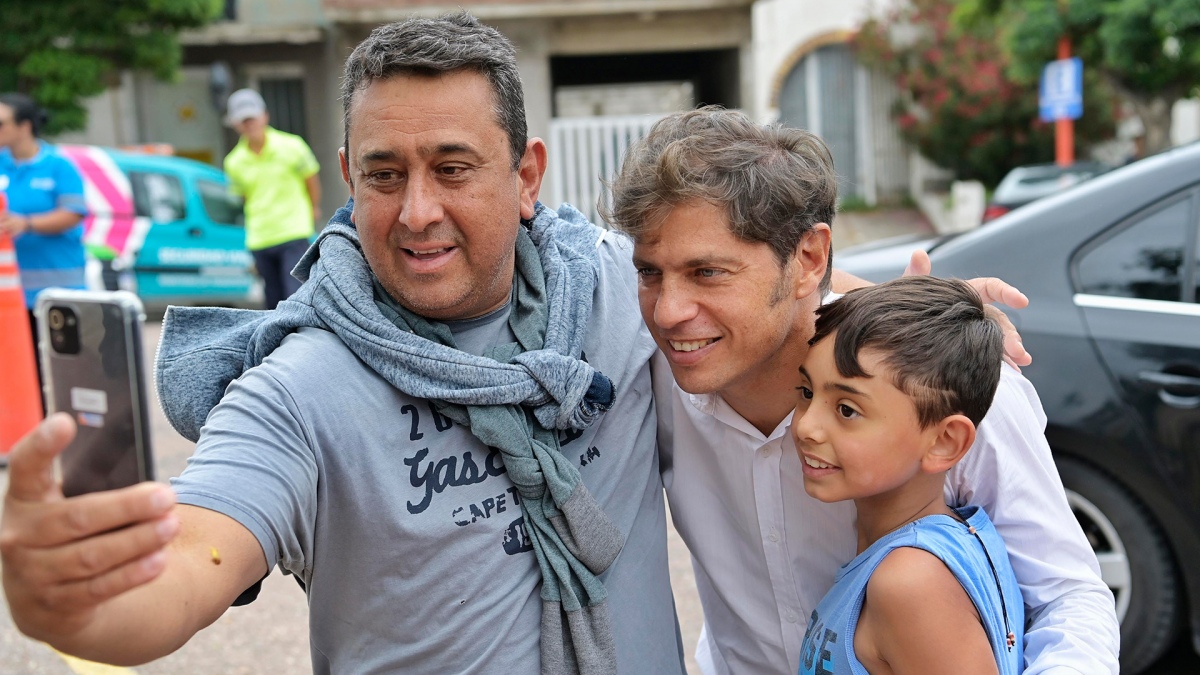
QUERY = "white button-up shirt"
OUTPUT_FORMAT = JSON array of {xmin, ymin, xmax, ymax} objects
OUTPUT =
[{"xmin": 655, "ymin": 354, "xmax": 1120, "ymax": 675}]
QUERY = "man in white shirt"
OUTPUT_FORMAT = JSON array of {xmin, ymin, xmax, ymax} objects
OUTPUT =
[{"xmin": 603, "ymin": 107, "xmax": 1120, "ymax": 674}]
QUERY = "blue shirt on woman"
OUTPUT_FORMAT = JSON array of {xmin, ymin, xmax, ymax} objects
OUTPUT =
[
  {"xmin": 0, "ymin": 141, "xmax": 88, "ymax": 307},
  {"xmin": 799, "ymin": 505, "xmax": 1024, "ymax": 675}
]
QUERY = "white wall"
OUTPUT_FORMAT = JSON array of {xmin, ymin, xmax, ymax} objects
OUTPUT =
[
  {"xmin": 748, "ymin": 0, "xmax": 907, "ymax": 121},
  {"xmin": 752, "ymin": 0, "xmax": 896, "ymax": 122},
  {"xmin": 1172, "ymin": 98, "xmax": 1200, "ymax": 147},
  {"xmin": 49, "ymin": 72, "xmax": 139, "ymax": 147},
  {"xmin": 50, "ymin": 67, "xmax": 226, "ymax": 166},
  {"xmin": 496, "ymin": 10, "xmax": 750, "ymax": 204},
  {"xmin": 134, "ymin": 67, "xmax": 227, "ymax": 166},
  {"xmin": 556, "ymin": 82, "xmax": 695, "ymax": 118}
]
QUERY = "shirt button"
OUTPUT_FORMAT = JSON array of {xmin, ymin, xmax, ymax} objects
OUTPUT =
[
  {"xmin": 786, "ymin": 611, "xmax": 798, "ymax": 623},
  {"xmin": 768, "ymin": 532, "xmax": 779, "ymax": 543}
]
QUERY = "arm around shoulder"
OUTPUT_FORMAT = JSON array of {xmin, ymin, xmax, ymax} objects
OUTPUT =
[
  {"xmin": 831, "ymin": 267, "xmax": 873, "ymax": 293},
  {"xmin": 951, "ymin": 366, "xmax": 1119, "ymax": 674},
  {"xmin": 858, "ymin": 547, "xmax": 999, "ymax": 675}
]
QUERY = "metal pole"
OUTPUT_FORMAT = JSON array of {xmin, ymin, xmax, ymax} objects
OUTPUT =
[{"xmin": 1055, "ymin": 36, "xmax": 1075, "ymax": 166}]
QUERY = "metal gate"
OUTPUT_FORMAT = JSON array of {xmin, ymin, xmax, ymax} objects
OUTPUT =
[
  {"xmin": 545, "ymin": 114, "xmax": 663, "ymax": 227},
  {"xmin": 777, "ymin": 42, "xmax": 916, "ymax": 205}
]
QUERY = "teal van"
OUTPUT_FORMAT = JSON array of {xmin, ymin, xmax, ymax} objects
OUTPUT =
[{"xmin": 60, "ymin": 145, "xmax": 259, "ymax": 306}]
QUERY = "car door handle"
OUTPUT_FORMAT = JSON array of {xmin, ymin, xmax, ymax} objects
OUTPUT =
[
  {"xmin": 1138, "ymin": 372, "xmax": 1200, "ymax": 392},
  {"xmin": 1138, "ymin": 371, "xmax": 1200, "ymax": 408},
  {"xmin": 188, "ymin": 227, "xmax": 203, "ymax": 237}
]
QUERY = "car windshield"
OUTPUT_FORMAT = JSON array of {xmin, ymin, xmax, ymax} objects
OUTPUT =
[
  {"xmin": 993, "ymin": 164, "xmax": 1107, "ymax": 205},
  {"xmin": 198, "ymin": 179, "xmax": 245, "ymax": 226}
]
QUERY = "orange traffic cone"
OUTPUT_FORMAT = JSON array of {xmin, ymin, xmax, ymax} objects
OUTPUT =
[{"xmin": 1, "ymin": 230, "xmax": 43, "ymax": 456}]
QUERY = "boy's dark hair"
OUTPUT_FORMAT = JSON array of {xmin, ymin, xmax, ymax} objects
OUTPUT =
[{"xmin": 810, "ymin": 276, "xmax": 1003, "ymax": 427}]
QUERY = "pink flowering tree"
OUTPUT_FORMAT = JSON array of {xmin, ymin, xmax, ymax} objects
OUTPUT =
[
  {"xmin": 856, "ymin": 0, "xmax": 1113, "ymax": 187},
  {"xmin": 961, "ymin": 0, "xmax": 1200, "ymax": 155}
]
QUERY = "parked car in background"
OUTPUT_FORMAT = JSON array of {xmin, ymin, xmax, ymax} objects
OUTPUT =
[
  {"xmin": 837, "ymin": 143, "xmax": 1200, "ymax": 674},
  {"xmin": 60, "ymin": 145, "xmax": 259, "ymax": 307},
  {"xmin": 982, "ymin": 160, "xmax": 1112, "ymax": 223}
]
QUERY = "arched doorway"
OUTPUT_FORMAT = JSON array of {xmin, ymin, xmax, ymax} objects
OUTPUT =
[{"xmin": 777, "ymin": 42, "xmax": 866, "ymax": 202}]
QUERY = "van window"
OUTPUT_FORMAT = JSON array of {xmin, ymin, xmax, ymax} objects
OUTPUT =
[
  {"xmin": 130, "ymin": 172, "xmax": 186, "ymax": 222},
  {"xmin": 198, "ymin": 179, "xmax": 245, "ymax": 226}
]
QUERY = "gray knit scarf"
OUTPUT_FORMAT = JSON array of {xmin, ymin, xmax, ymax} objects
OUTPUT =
[{"xmin": 156, "ymin": 199, "xmax": 624, "ymax": 674}]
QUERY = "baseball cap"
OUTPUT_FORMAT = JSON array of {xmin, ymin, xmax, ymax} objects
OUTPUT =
[{"xmin": 225, "ymin": 88, "xmax": 267, "ymax": 126}]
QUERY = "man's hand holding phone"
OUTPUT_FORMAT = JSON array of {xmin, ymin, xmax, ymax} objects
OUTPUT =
[{"xmin": 0, "ymin": 413, "xmax": 179, "ymax": 645}]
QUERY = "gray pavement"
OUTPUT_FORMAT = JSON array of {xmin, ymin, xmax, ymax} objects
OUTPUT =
[{"xmin": 4, "ymin": 208, "xmax": 1195, "ymax": 673}]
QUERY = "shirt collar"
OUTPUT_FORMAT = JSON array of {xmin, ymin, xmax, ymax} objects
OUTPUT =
[
  {"xmin": 685, "ymin": 390, "xmax": 794, "ymax": 442},
  {"xmin": 237, "ymin": 126, "xmax": 276, "ymax": 156}
]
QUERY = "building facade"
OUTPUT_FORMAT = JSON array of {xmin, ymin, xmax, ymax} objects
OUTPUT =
[
  {"xmin": 53, "ymin": 0, "xmax": 1200, "ymax": 220},
  {"xmin": 323, "ymin": 0, "xmax": 755, "ymax": 218},
  {"xmin": 752, "ymin": 0, "xmax": 911, "ymax": 205},
  {"xmin": 57, "ymin": 0, "xmax": 757, "ymax": 222}
]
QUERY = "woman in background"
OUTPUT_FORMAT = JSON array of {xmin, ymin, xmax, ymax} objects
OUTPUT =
[{"xmin": 0, "ymin": 93, "xmax": 88, "ymax": 398}]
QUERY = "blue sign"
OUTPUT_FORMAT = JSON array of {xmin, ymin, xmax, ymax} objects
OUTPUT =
[{"xmin": 1039, "ymin": 57, "xmax": 1083, "ymax": 122}]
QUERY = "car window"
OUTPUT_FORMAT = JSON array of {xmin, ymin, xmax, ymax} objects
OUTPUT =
[
  {"xmin": 1194, "ymin": 210, "xmax": 1200, "ymax": 304},
  {"xmin": 1077, "ymin": 197, "xmax": 1192, "ymax": 302},
  {"xmin": 198, "ymin": 179, "xmax": 244, "ymax": 226},
  {"xmin": 129, "ymin": 171, "xmax": 186, "ymax": 222}
]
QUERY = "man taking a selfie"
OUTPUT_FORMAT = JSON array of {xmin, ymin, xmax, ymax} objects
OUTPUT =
[{"xmin": 1, "ymin": 14, "xmax": 682, "ymax": 674}]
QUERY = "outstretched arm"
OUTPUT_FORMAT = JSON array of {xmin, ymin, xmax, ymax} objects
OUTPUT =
[
  {"xmin": 830, "ymin": 267, "xmax": 873, "ymax": 293},
  {"xmin": 1, "ymin": 415, "xmax": 267, "ymax": 665},
  {"xmin": 951, "ymin": 367, "xmax": 1120, "ymax": 674}
]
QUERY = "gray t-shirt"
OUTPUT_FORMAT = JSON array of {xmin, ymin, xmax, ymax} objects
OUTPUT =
[{"xmin": 171, "ymin": 231, "xmax": 684, "ymax": 674}]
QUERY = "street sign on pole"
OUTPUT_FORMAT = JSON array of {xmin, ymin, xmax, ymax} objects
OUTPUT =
[{"xmin": 1039, "ymin": 57, "xmax": 1083, "ymax": 122}]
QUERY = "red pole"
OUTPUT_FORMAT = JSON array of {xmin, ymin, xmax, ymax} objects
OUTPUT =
[{"xmin": 1056, "ymin": 36, "xmax": 1074, "ymax": 166}]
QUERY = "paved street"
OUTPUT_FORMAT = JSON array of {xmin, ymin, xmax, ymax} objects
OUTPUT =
[{"xmin": 2, "ymin": 209, "xmax": 1197, "ymax": 673}]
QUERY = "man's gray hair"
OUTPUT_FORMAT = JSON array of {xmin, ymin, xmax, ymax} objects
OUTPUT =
[
  {"xmin": 603, "ymin": 106, "xmax": 837, "ymax": 292},
  {"xmin": 340, "ymin": 11, "xmax": 527, "ymax": 168}
]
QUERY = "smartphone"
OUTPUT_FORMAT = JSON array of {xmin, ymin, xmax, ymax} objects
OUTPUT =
[{"xmin": 35, "ymin": 289, "xmax": 154, "ymax": 497}]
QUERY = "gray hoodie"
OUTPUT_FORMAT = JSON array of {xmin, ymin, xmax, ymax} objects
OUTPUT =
[{"xmin": 156, "ymin": 200, "xmax": 626, "ymax": 674}]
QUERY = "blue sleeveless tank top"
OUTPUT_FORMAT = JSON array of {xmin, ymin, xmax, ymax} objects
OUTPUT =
[{"xmin": 798, "ymin": 505, "xmax": 1024, "ymax": 675}]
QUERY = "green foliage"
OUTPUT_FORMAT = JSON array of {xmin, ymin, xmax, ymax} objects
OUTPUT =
[
  {"xmin": 0, "ymin": 0, "xmax": 222, "ymax": 135},
  {"xmin": 961, "ymin": 0, "xmax": 1200, "ymax": 90},
  {"xmin": 856, "ymin": 0, "xmax": 1114, "ymax": 187},
  {"xmin": 958, "ymin": 0, "xmax": 1200, "ymax": 152}
]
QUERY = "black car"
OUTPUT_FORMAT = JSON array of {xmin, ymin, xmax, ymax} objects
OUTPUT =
[{"xmin": 837, "ymin": 143, "xmax": 1200, "ymax": 673}]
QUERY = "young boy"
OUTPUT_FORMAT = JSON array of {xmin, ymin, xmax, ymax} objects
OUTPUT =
[{"xmin": 793, "ymin": 276, "xmax": 1023, "ymax": 675}]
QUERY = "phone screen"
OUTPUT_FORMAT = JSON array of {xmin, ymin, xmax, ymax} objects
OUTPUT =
[{"xmin": 38, "ymin": 292, "xmax": 153, "ymax": 497}]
